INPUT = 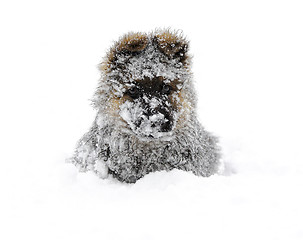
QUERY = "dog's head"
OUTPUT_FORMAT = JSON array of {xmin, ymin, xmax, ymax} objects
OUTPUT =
[{"xmin": 94, "ymin": 30, "xmax": 196, "ymax": 139}]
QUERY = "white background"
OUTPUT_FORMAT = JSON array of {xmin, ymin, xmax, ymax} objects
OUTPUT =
[{"xmin": 1, "ymin": 0, "xmax": 303, "ymax": 239}]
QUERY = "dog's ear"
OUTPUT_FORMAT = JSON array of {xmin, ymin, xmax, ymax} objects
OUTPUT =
[
  {"xmin": 153, "ymin": 31, "xmax": 189, "ymax": 64},
  {"xmin": 116, "ymin": 32, "xmax": 148, "ymax": 53},
  {"xmin": 101, "ymin": 32, "xmax": 148, "ymax": 72}
]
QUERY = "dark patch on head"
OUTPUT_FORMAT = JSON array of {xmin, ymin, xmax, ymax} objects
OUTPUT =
[
  {"xmin": 125, "ymin": 76, "xmax": 177, "ymax": 99},
  {"xmin": 153, "ymin": 33, "xmax": 189, "ymax": 65}
]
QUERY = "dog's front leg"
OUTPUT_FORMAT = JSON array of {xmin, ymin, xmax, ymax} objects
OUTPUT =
[{"xmin": 71, "ymin": 123, "xmax": 109, "ymax": 179}]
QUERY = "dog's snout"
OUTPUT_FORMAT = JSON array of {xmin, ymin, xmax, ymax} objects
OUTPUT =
[
  {"xmin": 160, "ymin": 121, "xmax": 172, "ymax": 132},
  {"xmin": 160, "ymin": 113, "xmax": 173, "ymax": 132},
  {"xmin": 122, "ymin": 94, "xmax": 175, "ymax": 138},
  {"xmin": 147, "ymin": 108, "xmax": 173, "ymax": 132}
]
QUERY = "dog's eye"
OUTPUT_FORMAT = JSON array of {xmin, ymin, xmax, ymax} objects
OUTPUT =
[
  {"xmin": 127, "ymin": 86, "xmax": 140, "ymax": 99},
  {"xmin": 162, "ymin": 84, "xmax": 172, "ymax": 95}
]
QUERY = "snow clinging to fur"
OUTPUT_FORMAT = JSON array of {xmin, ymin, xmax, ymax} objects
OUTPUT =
[{"xmin": 71, "ymin": 29, "xmax": 221, "ymax": 183}]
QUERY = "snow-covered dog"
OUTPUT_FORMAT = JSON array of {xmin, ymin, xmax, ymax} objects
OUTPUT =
[{"xmin": 71, "ymin": 29, "xmax": 220, "ymax": 183}]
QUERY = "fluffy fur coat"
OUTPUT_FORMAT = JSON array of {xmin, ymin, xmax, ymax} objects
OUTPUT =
[{"xmin": 71, "ymin": 29, "xmax": 220, "ymax": 183}]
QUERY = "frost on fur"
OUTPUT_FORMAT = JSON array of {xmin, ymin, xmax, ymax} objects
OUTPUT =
[{"xmin": 71, "ymin": 29, "xmax": 221, "ymax": 183}]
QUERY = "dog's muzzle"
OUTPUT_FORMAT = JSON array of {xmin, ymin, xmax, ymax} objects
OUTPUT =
[
  {"xmin": 120, "ymin": 95, "xmax": 175, "ymax": 138},
  {"xmin": 134, "ymin": 106, "xmax": 173, "ymax": 134}
]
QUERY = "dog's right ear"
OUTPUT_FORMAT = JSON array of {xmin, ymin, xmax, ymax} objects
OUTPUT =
[{"xmin": 101, "ymin": 32, "xmax": 148, "ymax": 72}]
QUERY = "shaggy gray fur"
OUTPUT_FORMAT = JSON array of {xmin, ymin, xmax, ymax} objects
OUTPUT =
[{"xmin": 71, "ymin": 30, "xmax": 221, "ymax": 183}]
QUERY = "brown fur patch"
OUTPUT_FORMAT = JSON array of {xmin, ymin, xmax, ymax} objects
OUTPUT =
[
  {"xmin": 153, "ymin": 31, "xmax": 189, "ymax": 64},
  {"xmin": 100, "ymin": 32, "xmax": 148, "ymax": 73},
  {"xmin": 117, "ymin": 33, "xmax": 148, "ymax": 53},
  {"xmin": 107, "ymin": 96, "xmax": 128, "ymax": 118},
  {"xmin": 174, "ymin": 91, "xmax": 191, "ymax": 129}
]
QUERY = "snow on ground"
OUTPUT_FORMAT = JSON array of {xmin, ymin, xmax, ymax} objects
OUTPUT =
[{"xmin": 1, "ymin": 0, "xmax": 303, "ymax": 239}]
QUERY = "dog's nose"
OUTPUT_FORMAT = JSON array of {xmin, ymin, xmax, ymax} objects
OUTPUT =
[
  {"xmin": 161, "ymin": 118, "xmax": 173, "ymax": 132},
  {"xmin": 160, "ymin": 113, "xmax": 173, "ymax": 132},
  {"xmin": 144, "ymin": 108, "xmax": 173, "ymax": 132},
  {"xmin": 160, "ymin": 121, "xmax": 172, "ymax": 132}
]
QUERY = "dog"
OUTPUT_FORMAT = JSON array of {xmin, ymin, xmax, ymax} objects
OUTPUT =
[{"xmin": 71, "ymin": 29, "xmax": 221, "ymax": 183}]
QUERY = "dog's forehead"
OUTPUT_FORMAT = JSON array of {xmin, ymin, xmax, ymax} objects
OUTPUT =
[
  {"xmin": 125, "ymin": 44, "xmax": 183, "ymax": 80},
  {"xmin": 107, "ymin": 44, "xmax": 190, "ymax": 84}
]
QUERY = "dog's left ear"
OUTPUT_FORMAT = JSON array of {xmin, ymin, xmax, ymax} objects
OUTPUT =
[{"xmin": 154, "ymin": 31, "xmax": 189, "ymax": 64}]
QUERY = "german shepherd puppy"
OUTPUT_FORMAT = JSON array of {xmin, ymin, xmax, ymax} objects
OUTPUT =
[{"xmin": 71, "ymin": 29, "xmax": 220, "ymax": 183}]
